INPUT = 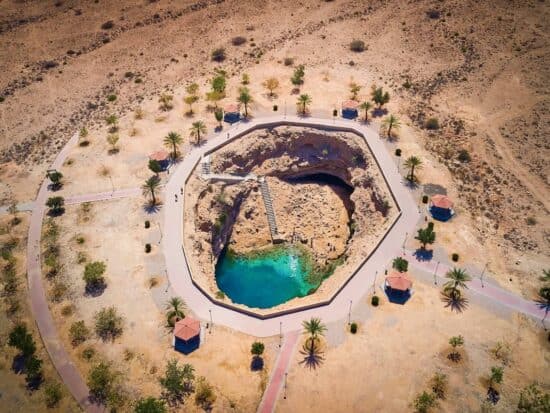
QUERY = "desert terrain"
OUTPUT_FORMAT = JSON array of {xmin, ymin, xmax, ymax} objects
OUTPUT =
[{"xmin": 0, "ymin": 0, "xmax": 548, "ymax": 412}]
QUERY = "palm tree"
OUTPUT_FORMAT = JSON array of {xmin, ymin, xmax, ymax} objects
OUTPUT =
[
  {"xmin": 382, "ymin": 114, "xmax": 400, "ymax": 138},
  {"xmin": 404, "ymin": 155, "xmax": 423, "ymax": 182},
  {"xmin": 165, "ymin": 297, "xmax": 185, "ymax": 327},
  {"xmin": 349, "ymin": 82, "xmax": 361, "ymax": 100},
  {"xmin": 302, "ymin": 317, "xmax": 326, "ymax": 351},
  {"xmin": 540, "ymin": 269, "xmax": 550, "ymax": 283},
  {"xmin": 359, "ymin": 101, "xmax": 372, "ymax": 122},
  {"xmin": 214, "ymin": 108, "xmax": 223, "ymax": 129},
  {"xmin": 297, "ymin": 94, "xmax": 312, "ymax": 115},
  {"xmin": 190, "ymin": 121, "xmax": 207, "ymax": 145},
  {"xmin": 537, "ymin": 286, "xmax": 550, "ymax": 327},
  {"xmin": 443, "ymin": 268, "xmax": 471, "ymax": 299},
  {"xmin": 238, "ymin": 87, "xmax": 253, "ymax": 118},
  {"xmin": 142, "ymin": 175, "xmax": 161, "ymax": 205},
  {"xmin": 371, "ymin": 86, "xmax": 390, "ymax": 108},
  {"xmin": 163, "ymin": 132, "xmax": 182, "ymax": 160}
]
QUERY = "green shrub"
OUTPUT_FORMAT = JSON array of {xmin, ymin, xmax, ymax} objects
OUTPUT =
[
  {"xmin": 44, "ymin": 382, "xmax": 63, "ymax": 408},
  {"xmin": 251, "ymin": 342, "xmax": 265, "ymax": 356},
  {"xmin": 107, "ymin": 94, "xmax": 117, "ymax": 102},
  {"xmin": 81, "ymin": 346, "xmax": 95, "ymax": 361},
  {"xmin": 395, "ymin": 148, "xmax": 402, "ymax": 156},
  {"xmin": 211, "ymin": 47, "xmax": 226, "ymax": 62},
  {"xmin": 413, "ymin": 390, "xmax": 436, "ymax": 413},
  {"xmin": 371, "ymin": 295, "xmax": 379, "ymax": 306},
  {"xmin": 69, "ymin": 320, "xmax": 90, "ymax": 346},
  {"xmin": 457, "ymin": 149, "xmax": 471, "ymax": 163},
  {"xmin": 350, "ymin": 39, "xmax": 366, "ymax": 52},
  {"xmin": 350, "ymin": 322, "xmax": 358, "ymax": 334},
  {"xmin": 215, "ymin": 291, "xmax": 225, "ymax": 299},
  {"xmin": 135, "ymin": 397, "xmax": 167, "ymax": 413},
  {"xmin": 83, "ymin": 261, "xmax": 106, "ymax": 293},
  {"xmin": 451, "ymin": 253, "xmax": 459, "ymax": 262},
  {"xmin": 195, "ymin": 377, "xmax": 216, "ymax": 410},
  {"xmin": 425, "ymin": 117, "xmax": 439, "ymax": 130},
  {"xmin": 94, "ymin": 306, "xmax": 123, "ymax": 341},
  {"xmin": 392, "ymin": 257, "xmax": 409, "ymax": 272}
]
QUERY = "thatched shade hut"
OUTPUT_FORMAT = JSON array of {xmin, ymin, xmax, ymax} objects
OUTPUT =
[
  {"xmin": 223, "ymin": 103, "xmax": 241, "ymax": 124},
  {"xmin": 173, "ymin": 317, "xmax": 201, "ymax": 354},
  {"xmin": 341, "ymin": 100, "xmax": 359, "ymax": 119},
  {"xmin": 384, "ymin": 271, "xmax": 413, "ymax": 304}
]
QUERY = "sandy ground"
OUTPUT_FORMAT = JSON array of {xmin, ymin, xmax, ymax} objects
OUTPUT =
[
  {"xmin": 277, "ymin": 280, "xmax": 549, "ymax": 413},
  {"xmin": 46, "ymin": 198, "xmax": 276, "ymax": 411},
  {"xmin": 0, "ymin": 0, "xmax": 548, "ymax": 410}
]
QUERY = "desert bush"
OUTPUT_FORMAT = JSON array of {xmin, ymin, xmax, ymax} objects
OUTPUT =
[
  {"xmin": 371, "ymin": 295, "xmax": 379, "ymax": 306},
  {"xmin": 69, "ymin": 320, "xmax": 90, "ymax": 346},
  {"xmin": 458, "ymin": 149, "xmax": 471, "ymax": 163},
  {"xmin": 107, "ymin": 94, "xmax": 117, "ymax": 102},
  {"xmin": 211, "ymin": 47, "xmax": 226, "ymax": 62},
  {"xmin": 61, "ymin": 304, "xmax": 74, "ymax": 316},
  {"xmin": 291, "ymin": 65, "xmax": 305, "ymax": 86},
  {"xmin": 159, "ymin": 359, "xmax": 195, "ymax": 405},
  {"xmin": 283, "ymin": 57, "xmax": 294, "ymax": 66},
  {"xmin": 87, "ymin": 362, "xmax": 116, "ymax": 403},
  {"xmin": 251, "ymin": 342, "xmax": 265, "ymax": 356},
  {"xmin": 45, "ymin": 382, "xmax": 63, "ymax": 408},
  {"xmin": 425, "ymin": 118, "xmax": 439, "ymax": 130},
  {"xmin": 414, "ymin": 391, "xmax": 436, "ymax": 412},
  {"xmin": 50, "ymin": 281, "xmax": 68, "ymax": 302},
  {"xmin": 101, "ymin": 20, "xmax": 114, "ymax": 30},
  {"xmin": 517, "ymin": 383, "xmax": 550, "ymax": 412},
  {"xmin": 431, "ymin": 372, "xmax": 448, "ymax": 399},
  {"xmin": 215, "ymin": 290, "xmax": 225, "ymax": 299},
  {"xmin": 350, "ymin": 322, "xmax": 358, "ymax": 334},
  {"xmin": 231, "ymin": 36, "xmax": 247, "ymax": 46},
  {"xmin": 135, "ymin": 397, "xmax": 167, "ymax": 413},
  {"xmin": 526, "ymin": 217, "xmax": 537, "ymax": 225},
  {"xmin": 94, "ymin": 306, "xmax": 123, "ymax": 341},
  {"xmin": 81, "ymin": 346, "xmax": 96, "ymax": 361},
  {"xmin": 83, "ymin": 261, "xmax": 106, "ymax": 294},
  {"xmin": 195, "ymin": 377, "xmax": 216, "ymax": 410},
  {"xmin": 46, "ymin": 196, "xmax": 65, "ymax": 215},
  {"xmin": 8, "ymin": 323, "xmax": 36, "ymax": 358},
  {"xmin": 350, "ymin": 39, "xmax": 366, "ymax": 52}
]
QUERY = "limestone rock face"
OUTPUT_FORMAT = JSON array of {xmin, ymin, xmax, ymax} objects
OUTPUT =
[{"xmin": 183, "ymin": 126, "xmax": 398, "ymax": 311}]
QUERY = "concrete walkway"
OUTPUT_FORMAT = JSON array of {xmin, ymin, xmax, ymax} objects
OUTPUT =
[
  {"xmin": 26, "ymin": 130, "xmax": 103, "ymax": 413},
  {"xmin": 162, "ymin": 115, "xmax": 547, "ymax": 338},
  {"xmin": 65, "ymin": 187, "xmax": 141, "ymax": 205},
  {"xmin": 257, "ymin": 331, "xmax": 300, "ymax": 413},
  {"xmin": 401, "ymin": 249, "xmax": 547, "ymax": 320},
  {"xmin": 163, "ymin": 115, "xmax": 422, "ymax": 337}
]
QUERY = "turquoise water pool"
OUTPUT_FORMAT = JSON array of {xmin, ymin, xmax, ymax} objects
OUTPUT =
[{"xmin": 215, "ymin": 247, "xmax": 315, "ymax": 308}]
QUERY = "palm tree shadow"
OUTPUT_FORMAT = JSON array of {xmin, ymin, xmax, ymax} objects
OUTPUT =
[
  {"xmin": 298, "ymin": 342, "xmax": 324, "ymax": 370},
  {"xmin": 372, "ymin": 107, "xmax": 388, "ymax": 118},
  {"xmin": 404, "ymin": 178, "xmax": 420, "ymax": 189},
  {"xmin": 143, "ymin": 202, "xmax": 161, "ymax": 214},
  {"xmin": 441, "ymin": 291, "xmax": 469, "ymax": 313},
  {"xmin": 535, "ymin": 299, "xmax": 550, "ymax": 329}
]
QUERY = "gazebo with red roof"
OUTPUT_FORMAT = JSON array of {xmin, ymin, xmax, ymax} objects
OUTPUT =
[
  {"xmin": 429, "ymin": 194, "xmax": 455, "ymax": 222},
  {"xmin": 149, "ymin": 149, "xmax": 170, "ymax": 170},
  {"xmin": 341, "ymin": 100, "xmax": 359, "ymax": 119},
  {"xmin": 384, "ymin": 271, "xmax": 413, "ymax": 304},
  {"xmin": 223, "ymin": 103, "xmax": 241, "ymax": 124},
  {"xmin": 173, "ymin": 317, "xmax": 201, "ymax": 354},
  {"xmin": 385, "ymin": 271, "xmax": 413, "ymax": 292}
]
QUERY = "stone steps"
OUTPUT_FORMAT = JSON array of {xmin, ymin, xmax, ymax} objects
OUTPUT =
[{"xmin": 259, "ymin": 178, "xmax": 279, "ymax": 240}]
